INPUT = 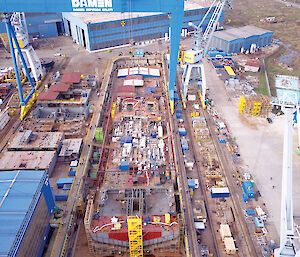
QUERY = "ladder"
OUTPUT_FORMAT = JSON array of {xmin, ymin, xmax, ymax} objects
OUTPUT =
[{"xmin": 128, "ymin": 216, "xmax": 143, "ymax": 257}]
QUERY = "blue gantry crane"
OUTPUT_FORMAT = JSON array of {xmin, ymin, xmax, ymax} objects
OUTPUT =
[{"xmin": 0, "ymin": 0, "xmax": 185, "ymax": 115}]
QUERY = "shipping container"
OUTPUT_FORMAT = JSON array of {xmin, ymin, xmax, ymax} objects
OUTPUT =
[
  {"xmin": 188, "ymin": 179, "xmax": 196, "ymax": 190},
  {"xmin": 218, "ymin": 134, "xmax": 226, "ymax": 143},
  {"xmin": 54, "ymin": 189, "xmax": 69, "ymax": 201},
  {"xmin": 120, "ymin": 161, "xmax": 129, "ymax": 171},
  {"xmin": 154, "ymin": 176, "xmax": 160, "ymax": 185},
  {"xmin": 178, "ymin": 127, "xmax": 187, "ymax": 136},
  {"xmin": 180, "ymin": 138, "xmax": 189, "ymax": 151},
  {"xmin": 242, "ymin": 181, "xmax": 255, "ymax": 198},
  {"xmin": 211, "ymin": 187, "xmax": 230, "ymax": 198},
  {"xmin": 56, "ymin": 178, "xmax": 74, "ymax": 188}
]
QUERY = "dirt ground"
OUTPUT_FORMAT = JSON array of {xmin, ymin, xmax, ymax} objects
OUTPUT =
[{"xmin": 203, "ymin": 57, "xmax": 300, "ymax": 248}]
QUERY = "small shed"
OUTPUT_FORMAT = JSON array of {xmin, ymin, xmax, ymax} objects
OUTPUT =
[
  {"xmin": 220, "ymin": 224, "xmax": 232, "ymax": 241},
  {"xmin": 224, "ymin": 237, "xmax": 236, "ymax": 255}
]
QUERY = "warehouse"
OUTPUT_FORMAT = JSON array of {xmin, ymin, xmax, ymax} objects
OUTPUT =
[
  {"xmin": 209, "ymin": 25, "xmax": 273, "ymax": 54},
  {"xmin": 0, "ymin": 170, "xmax": 55, "ymax": 257},
  {"xmin": 0, "ymin": 13, "xmax": 63, "ymax": 38},
  {"xmin": 62, "ymin": 0, "xmax": 223, "ymax": 51}
]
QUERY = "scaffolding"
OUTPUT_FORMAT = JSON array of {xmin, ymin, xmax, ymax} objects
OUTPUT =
[
  {"xmin": 128, "ymin": 216, "xmax": 143, "ymax": 257},
  {"xmin": 238, "ymin": 95, "xmax": 272, "ymax": 117},
  {"xmin": 238, "ymin": 96, "xmax": 246, "ymax": 114}
]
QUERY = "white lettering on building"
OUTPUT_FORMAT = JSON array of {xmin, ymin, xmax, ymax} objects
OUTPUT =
[{"xmin": 72, "ymin": 0, "xmax": 112, "ymax": 10}]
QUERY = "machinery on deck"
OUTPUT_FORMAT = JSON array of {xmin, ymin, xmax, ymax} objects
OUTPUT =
[{"xmin": 181, "ymin": 0, "xmax": 231, "ymax": 107}]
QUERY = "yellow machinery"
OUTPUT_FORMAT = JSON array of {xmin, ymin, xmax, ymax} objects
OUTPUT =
[
  {"xmin": 111, "ymin": 102, "xmax": 116, "ymax": 120},
  {"xmin": 183, "ymin": 49, "xmax": 198, "ymax": 64},
  {"xmin": 128, "ymin": 216, "xmax": 143, "ymax": 257},
  {"xmin": 224, "ymin": 65, "xmax": 235, "ymax": 76},
  {"xmin": 238, "ymin": 96, "xmax": 246, "ymax": 114}
]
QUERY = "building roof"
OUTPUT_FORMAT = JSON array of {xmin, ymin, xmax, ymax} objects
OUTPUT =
[
  {"xmin": 0, "ymin": 170, "xmax": 46, "ymax": 256},
  {"xmin": 0, "ymin": 151, "xmax": 57, "ymax": 170},
  {"xmin": 245, "ymin": 59, "xmax": 261, "ymax": 67},
  {"xmin": 36, "ymin": 91, "xmax": 59, "ymax": 101},
  {"xmin": 49, "ymin": 83, "xmax": 70, "ymax": 92},
  {"xmin": 118, "ymin": 85, "xmax": 135, "ymax": 93},
  {"xmin": 68, "ymin": 0, "xmax": 210, "ymax": 24},
  {"xmin": 240, "ymin": 25, "xmax": 272, "ymax": 35},
  {"xmin": 8, "ymin": 131, "xmax": 64, "ymax": 151},
  {"xmin": 61, "ymin": 72, "xmax": 81, "ymax": 84},
  {"xmin": 213, "ymin": 26, "xmax": 273, "ymax": 42},
  {"xmin": 59, "ymin": 138, "xmax": 83, "ymax": 157}
]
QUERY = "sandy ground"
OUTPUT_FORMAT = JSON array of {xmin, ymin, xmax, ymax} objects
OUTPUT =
[{"xmin": 203, "ymin": 58, "xmax": 300, "ymax": 245}]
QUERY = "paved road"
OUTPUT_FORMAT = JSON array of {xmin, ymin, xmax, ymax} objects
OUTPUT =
[{"xmin": 201, "ymin": 108, "xmax": 259, "ymax": 257}]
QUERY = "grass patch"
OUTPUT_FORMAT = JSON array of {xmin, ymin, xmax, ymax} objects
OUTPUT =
[
  {"xmin": 255, "ymin": 69, "xmax": 269, "ymax": 95},
  {"xmin": 264, "ymin": 46, "xmax": 300, "ymax": 95}
]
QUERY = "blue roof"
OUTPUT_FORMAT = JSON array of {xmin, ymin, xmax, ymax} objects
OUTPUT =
[{"xmin": 0, "ymin": 170, "xmax": 46, "ymax": 256}]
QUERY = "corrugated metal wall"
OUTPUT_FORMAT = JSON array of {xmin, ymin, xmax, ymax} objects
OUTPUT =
[
  {"xmin": 211, "ymin": 32, "xmax": 273, "ymax": 54},
  {"xmin": 0, "ymin": 13, "xmax": 63, "ymax": 38},
  {"xmin": 25, "ymin": 13, "xmax": 63, "ymax": 38},
  {"xmin": 62, "ymin": 13, "xmax": 90, "ymax": 50},
  {"xmin": 62, "ymin": 8, "xmax": 224, "ymax": 51}
]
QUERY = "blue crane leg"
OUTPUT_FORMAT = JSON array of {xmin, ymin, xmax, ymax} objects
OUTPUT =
[
  {"xmin": 4, "ymin": 17, "xmax": 25, "ymax": 106},
  {"xmin": 169, "ymin": 5, "xmax": 184, "ymax": 114},
  {"xmin": 9, "ymin": 23, "xmax": 36, "ymax": 105}
]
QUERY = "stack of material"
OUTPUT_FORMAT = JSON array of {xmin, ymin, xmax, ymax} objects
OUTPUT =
[
  {"xmin": 238, "ymin": 95, "xmax": 272, "ymax": 117},
  {"xmin": 0, "ymin": 108, "xmax": 10, "ymax": 130}
]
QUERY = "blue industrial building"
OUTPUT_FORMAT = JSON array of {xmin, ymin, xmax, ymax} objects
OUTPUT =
[
  {"xmin": 0, "ymin": 170, "xmax": 55, "ymax": 257},
  {"xmin": 62, "ymin": 2, "xmax": 225, "ymax": 51},
  {"xmin": 209, "ymin": 25, "xmax": 273, "ymax": 54},
  {"xmin": 0, "ymin": 13, "xmax": 63, "ymax": 38}
]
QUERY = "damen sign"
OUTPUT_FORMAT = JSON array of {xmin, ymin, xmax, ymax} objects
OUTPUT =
[{"xmin": 71, "ymin": 0, "xmax": 113, "ymax": 11}]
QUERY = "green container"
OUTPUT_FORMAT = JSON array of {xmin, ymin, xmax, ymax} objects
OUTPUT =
[
  {"xmin": 90, "ymin": 172, "xmax": 97, "ymax": 179},
  {"xmin": 296, "ymin": 147, "xmax": 300, "ymax": 156},
  {"xmin": 94, "ymin": 127, "xmax": 104, "ymax": 143},
  {"xmin": 250, "ymin": 180, "xmax": 254, "ymax": 186},
  {"xmin": 93, "ymin": 152, "xmax": 100, "ymax": 159}
]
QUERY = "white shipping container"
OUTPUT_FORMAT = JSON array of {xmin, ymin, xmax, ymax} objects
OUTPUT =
[
  {"xmin": 188, "ymin": 94, "xmax": 196, "ymax": 101},
  {"xmin": 158, "ymin": 126, "xmax": 163, "ymax": 138}
]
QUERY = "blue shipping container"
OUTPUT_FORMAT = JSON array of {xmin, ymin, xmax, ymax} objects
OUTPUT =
[
  {"xmin": 56, "ymin": 178, "xmax": 74, "ymax": 188},
  {"xmin": 255, "ymin": 217, "xmax": 265, "ymax": 227},
  {"xmin": 179, "ymin": 128, "xmax": 187, "ymax": 136},
  {"xmin": 243, "ymin": 192, "xmax": 249, "ymax": 203},
  {"xmin": 188, "ymin": 179, "xmax": 196, "ymax": 190},
  {"xmin": 242, "ymin": 181, "xmax": 255, "ymax": 198},
  {"xmin": 120, "ymin": 161, "xmax": 129, "ymax": 171},
  {"xmin": 211, "ymin": 187, "xmax": 230, "ymax": 198}
]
